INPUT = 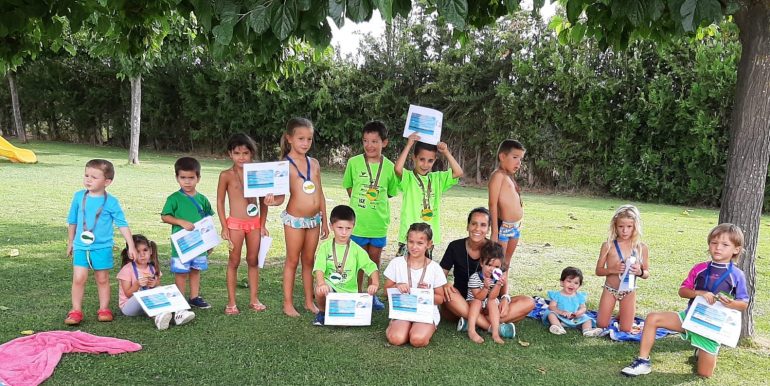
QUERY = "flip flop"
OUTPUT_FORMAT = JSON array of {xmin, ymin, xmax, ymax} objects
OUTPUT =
[
  {"xmin": 249, "ymin": 302, "xmax": 267, "ymax": 312},
  {"xmin": 225, "ymin": 305, "xmax": 240, "ymax": 315}
]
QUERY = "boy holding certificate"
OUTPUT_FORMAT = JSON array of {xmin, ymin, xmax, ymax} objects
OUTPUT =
[
  {"xmin": 312, "ymin": 205, "xmax": 380, "ymax": 326},
  {"xmin": 621, "ymin": 224, "xmax": 749, "ymax": 378},
  {"xmin": 342, "ymin": 121, "xmax": 400, "ymax": 310},
  {"xmin": 161, "ymin": 157, "xmax": 215, "ymax": 309}
]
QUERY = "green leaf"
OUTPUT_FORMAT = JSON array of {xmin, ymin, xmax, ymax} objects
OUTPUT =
[
  {"xmin": 212, "ymin": 18, "xmax": 236, "ymax": 45},
  {"xmin": 392, "ymin": 0, "xmax": 411, "ymax": 18},
  {"xmin": 437, "ymin": 0, "xmax": 468, "ymax": 29},
  {"xmin": 566, "ymin": 0, "xmax": 582, "ymax": 24},
  {"xmin": 680, "ymin": 0, "xmax": 696, "ymax": 32},
  {"xmin": 373, "ymin": 0, "xmax": 393, "ymax": 21},
  {"xmin": 506, "ymin": 0, "xmax": 521, "ymax": 14},
  {"xmin": 271, "ymin": 0, "xmax": 298, "ymax": 41},
  {"xmin": 329, "ymin": 0, "xmax": 345, "ymax": 28},
  {"xmin": 191, "ymin": 0, "xmax": 214, "ymax": 31},
  {"xmin": 569, "ymin": 23, "xmax": 586, "ymax": 42},
  {"xmin": 626, "ymin": 0, "xmax": 645, "ymax": 26},
  {"xmin": 297, "ymin": 0, "xmax": 312, "ymax": 11},
  {"xmin": 698, "ymin": 0, "xmax": 723, "ymax": 25},
  {"xmin": 247, "ymin": 0, "xmax": 271, "ymax": 34},
  {"xmin": 347, "ymin": 0, "xmax": 372, "ymax": 22}
]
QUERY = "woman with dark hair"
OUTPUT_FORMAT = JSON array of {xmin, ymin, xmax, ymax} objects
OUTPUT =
[{"xmin": 439, "ymin": 207, "xmax": 535, "ymax": 336}]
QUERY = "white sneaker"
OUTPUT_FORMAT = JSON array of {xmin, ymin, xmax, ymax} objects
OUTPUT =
[
  {"xmin": 621, "ymin": 357, "xmax": 652, "ymax": 376},
  {"xmin": 174, "ymin": 310, "xmax": 196, "ymax": 326},
  {"xmin": 154, "ymin": 312, "xmax": 172, "ymax": 330},
  {"xmin": 583, "ymin": 327, "xmax": 604, "ymax": 337},
  {"xmin": 549, "ymin": 324, "xmax": 566, "ymax": 335}
]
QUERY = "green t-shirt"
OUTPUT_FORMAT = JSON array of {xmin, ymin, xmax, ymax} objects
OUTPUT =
[
  {"xmin": 342, "ymin": 154, "xmax": 400, "ymax": 238},
  {"xmin": 398, "ymin": 169, "xmax": 458, "ymax": 244},
  {"xmin": 313, "ymin": 238, "xmax": 377, "ymax": 293},
  {"xmin": 161, "ymin": 190, "xmax": 215, "ymax": 257}
]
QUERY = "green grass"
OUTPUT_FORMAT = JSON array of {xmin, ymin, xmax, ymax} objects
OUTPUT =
[{"xmin": 1, "ymin": 140, "xmax": 769, "ymax": 385}]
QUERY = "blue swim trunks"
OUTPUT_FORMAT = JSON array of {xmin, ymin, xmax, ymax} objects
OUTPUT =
[
  {"xmin": 171, "ymin": 254, "xmax": 209, "ymax": 274},
  {"xmin": 498, "ymin": 220, "xmax": 521, "ymax": 242},
  {"xmin": 351, "ymin": 235, "xmax": 387, "ymax": 249},
  {"xmin": 73, "ymin": 248, "xmax": 114, "ymax": 270}
]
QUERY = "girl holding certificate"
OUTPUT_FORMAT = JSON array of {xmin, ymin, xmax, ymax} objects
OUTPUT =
[
  {"xmin": 621, "ymin": 224, "xmax": 750, "ymax": 378},
  {"xmin": 384, "ymin": 223, "xmax": 447, "ymax": 347}
]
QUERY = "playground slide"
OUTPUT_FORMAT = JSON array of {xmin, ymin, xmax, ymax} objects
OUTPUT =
[{"xmin": 0, "ymin": 136, "xmax": 37, "ymax": 163}]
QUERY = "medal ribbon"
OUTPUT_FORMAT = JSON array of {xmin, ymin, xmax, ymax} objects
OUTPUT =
[
  {"xmin": 332, "ymin": 241, "xmax": 351, "ymax": 275},
  {"xmin": 407, "ymin": 258, "xmax": 428, "ymax": 289},
  {"xmin": 179, "ymin": 189, "xmax": 206, "ymax": 217},
  {"xmin": 703, "ymin": 262, "xmax": 733, "ymax": 294},
  {"xmin": 81, "ymin": 192, "xmax": 108, "ymax": 234},
  {"xmin": 413, "ymin": 171, "xmax": 432, "ymax": 212},
  {"xmin": 132, "ymin": 261, "xmax": 157, "ymax": 291},
  {"xmin": 365, "ymin": 156, "xmax": 383, "ymax": 190},
  {"xmin": 285, "ymin": 155, "xmax": 312, "ymax": 184}
]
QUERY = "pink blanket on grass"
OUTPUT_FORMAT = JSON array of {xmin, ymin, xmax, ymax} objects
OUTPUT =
[{"xmin": 0, "ymin": 331, "xmax": 142, "ymax": 386}]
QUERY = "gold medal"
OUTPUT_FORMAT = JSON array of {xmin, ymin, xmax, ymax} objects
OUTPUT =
[
  {"xmin": 421, "ymin": 208, "xmax": 434, "ymax": 221},
  {"xmin": 365, "ymin": 187, "xmax": 378, "ymax": 201}
]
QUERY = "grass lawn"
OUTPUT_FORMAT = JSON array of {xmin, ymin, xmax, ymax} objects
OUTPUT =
[{"xmin": 1, "ymin": 140, "xmax": 769, "ymax": 385}]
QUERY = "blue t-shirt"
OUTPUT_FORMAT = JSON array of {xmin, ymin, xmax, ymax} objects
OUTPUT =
[
  {"xmin": 681, "ymin": 261, "xmax": 749, "ymax": 309},
  {"xmin": 67, "ymin": 190, "xmax": 129, "ymax": 250},
  {"xmin": 547, "ymin": 290, "xmax": 587, "ymax": 313}
]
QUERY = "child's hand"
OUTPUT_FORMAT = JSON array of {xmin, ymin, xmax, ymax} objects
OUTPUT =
[
  {"xmin": 221, "ymin": 228, "xmax": 230, "ymax": 241},
  {"xmin": 315, "ymin": 283, "xmax": 330, "ymax": 296},
  {"xmin": 717, "ymin": 293, "xmax": 733, "ymax": 306},
  {"xmin": 180, "ymin": 220, "xmax": 195, "ymax": 231},
  {"xmin": 437, "ymin": 142, "xmax": 449, "ymax": 154},
  {"xmin": 320, "ymin": 223, "xmax": 329, "ymax": 240},
  {"xmin": 66, "ymin": 243, "xmax": 73, "ymax": 257},
  {"xmin": 264, "ymin": 193, "xmax": 276, "ymax": 206},
  {"xmin": 147, "ymin": 276, "xmax": 159, "ymax": 288},
  {"xmin": 128, "ymin": 246, "xmax": 138, "ymax": 261},
  {"xmin": 396, "ymin": 282, "xmax": 410, "ymax": 294},
  {"xmin": 612, "ymin": 262, "xmax": 626, "ymax": 275},
  {"xmin": 631, "ymin": 262, "xmax": 642, "ymax": 276},
  {"xmin": 702, "ymin": 291, "xmax": 717, "ymax": 305},
  {"xmin": 366, "ymin": 284, "xmax": 378, "ymax": 296},
  {"xmin": 483, "ymin": 276, "xmax": 493, "ymax": 289},
  {"xmin": 407, "ymin": 132, "xmax": 420, "ymax": 144},
  {"xmin": 443, "ymin": 285, "xmax": 459, "ymax": 302},
  {"xmin": 138, "ymin": 276, "xmax": 149, "ymax": 287},
  {"xmin": 261, "ymin": 227, "xmax": 269, "ymax": 237},
  {"xmin": 491, "ymin": 230, "xmax": 499, "ymax": 243},
  {"xmin": 573, "ymin": 309, "xmax": 585, "ymax": 318}
]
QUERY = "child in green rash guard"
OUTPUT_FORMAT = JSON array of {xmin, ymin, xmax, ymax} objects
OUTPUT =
[
  {"xmin": 394, "ymin": 132, "xmax": 464, "ymax": 258},
  {"xmin": 312, "ymin": 205, "xmax": 380, "ymax": 326},
  {"xmin": 342, "ymin": 121, "xmax": 399, "ymax": 309}
]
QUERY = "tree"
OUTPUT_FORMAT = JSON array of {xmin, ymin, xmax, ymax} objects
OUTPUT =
[{"xmin": 551, "ymin": 0, "xmax": 767, "ymax": 338}]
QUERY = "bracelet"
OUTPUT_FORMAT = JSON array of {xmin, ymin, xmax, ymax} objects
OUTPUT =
[{"xmin": 501, "ymin": 294, "xmax": 512, "ymax": 302}]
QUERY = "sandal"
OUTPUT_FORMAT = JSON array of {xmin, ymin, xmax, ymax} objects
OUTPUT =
[
  {"xmin": 97, "ymin": 309, "xmax": 113, "ymax": 322},
  {"xmin": 249, "ymin": 302, "xmax": 267, "ymax": 312},
  {"xmin": 225, "ymin": 305, "xmax": 240, "ymax": 315},
  {"xmin": 64, "ymin": 310, "xmax": 83, "ymax": 325}
]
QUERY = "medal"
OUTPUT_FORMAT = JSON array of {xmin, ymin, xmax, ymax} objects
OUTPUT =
[
  {"xmin": 421, "ymin": 208, "xmax": 434, "ymax": 221},
  {"xmin": 80, "ymin": 231, "xmax": 95, "ymax": 245},
  {"xmin": 246, "ymin": 203, "xmax": 259, "ymax": 217},
  {"xmin": 414, "ymin": 171, "xmax": 433, "ymax": 222},
  {"xmin": 329, "ymin": 272, "xmax": 343, "ymax": 284},
  {"xmin": 332, "ymin": 241, "xmax": 351, "ymax": 279},
  {"xmin": 80, "ymin": 192, "xmax": 107, "ymax": 246},
  {"xmin": 365, "ymin": 187, "xmax": 378, "ymax": 201},
  {"xmin": 492, "ymin": 268, "xmax": 503, "ymax": 282},
  {"xmin": 365, "ymin": 156, "xmax": 383, "ymax": 201},
  {"xmin": 302, "ymin": 180, "xmax": 316, "ymax": 194}
]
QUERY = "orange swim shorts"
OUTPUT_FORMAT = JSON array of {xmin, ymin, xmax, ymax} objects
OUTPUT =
[{"xmin": 226, "ymin": 216, "xmax": 261, "ymax": 234}]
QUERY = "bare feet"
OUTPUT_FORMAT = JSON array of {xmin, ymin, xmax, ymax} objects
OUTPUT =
[
  {"xmin": 304, "ymin": 303, "xmax": 319, "ymax": 314},
  {"xmin": 469, "ymin": 331, "xmax": 484, "ymax": 344},
  {"xmin": 283, "ymin": 304, "xmax": 300, "ymax": 317},
  {"xmin": 493, "ymin": 335, "xmax": 505, "ymax": 344}
]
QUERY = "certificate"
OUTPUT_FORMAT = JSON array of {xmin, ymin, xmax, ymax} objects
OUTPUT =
[
  {"xmin": 243, "ymin": 161, "xmax": 290, "ymax": 197},
  {"xmin": 135, "ymin": 285, "xmax": 191, "ymax": 317},
  {"xmin": 403, "ymin": 105, "xmax": 443, "ymax": 145},
  {"xmin": 171, "ymin": 216, "xmax": 221, "ymax": 264},
  {"xmin": 324, "ymin": 293, "xmax": 373, "ymax": 326},
  {"xmin": 258, "ymin": 235, "xmax": 272, "ymax": 268},
  {"xmin": 681, "ymin": 296, "xmax": 742, "ymax": 347},
  {"xmin": 387, "ymin": 288, "xmax": 434, "ymax": 324}
]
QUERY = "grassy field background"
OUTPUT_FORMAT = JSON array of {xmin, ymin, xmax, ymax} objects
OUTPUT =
[{"xmin": 1, "ymin": 141, "xmax": 768, "ymax": 385}]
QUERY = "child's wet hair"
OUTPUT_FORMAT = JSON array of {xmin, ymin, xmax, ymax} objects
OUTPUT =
[
  {"xmin": 174, "ymin": 156, "xmax": 201, "ymax": 177},
  {"xmin": 607, "ymin": 204, "xmax": 643, "ymax": 247},
  {"xmin": 496, "ymin": 139, "xmax": 525, "ymax": 156},
  {"xmin": 121, "ymin": 234, "xmax": 161, "ymax": 276},
  {"xmin": 280, "ymin": 117, "xmax": 314, "ymax": 158},
  {"xmin": 85, "ymin": 159, "xmax": 115, "ymax": 180},
  {"xmin": 480, "ymin": 240, "xmax": 504, "ymax": 265},
  {"xmin": 330, "ymin": 205, "xmax": 355, "ymax": 224},
  {"xmin": 560, "ymin": 266, "xmax": 583, "ymax": 285},
  {"xmin": 708, "ymin": 223, "xmax": 745, "ymax": 260},
  {"xmin": 226, "ymin": 133, "xmax": 257, "ymax": 158},
  {"xmin": 363, "ymin": 120, "xmax": 388, "ymax": 140}
]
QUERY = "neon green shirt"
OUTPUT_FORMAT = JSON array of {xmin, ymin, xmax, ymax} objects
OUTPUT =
[
  {"xmin": 342, "ymin": 154, "xmax": 400, "ymax": 238},
  {"xmin": 313, "ymin": 239, "xmax": 377, "ymax": 293},
  {"xmin": 161, "ymin": 190, "xmax": 214, "ymax": 257},
  {"xmin": 398, "ymin": 169, "xmax": 458, "ymax": 244}
]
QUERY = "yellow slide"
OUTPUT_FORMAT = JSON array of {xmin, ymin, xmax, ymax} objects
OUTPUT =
[{"xmin": 0, "ymin": 136, "xmax": 37, "ymax": 163}]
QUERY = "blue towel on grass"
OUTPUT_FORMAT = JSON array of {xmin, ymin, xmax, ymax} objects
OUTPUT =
[{"xmin": 527, "ymin": 296, "xmax": 677, "ymax": 342}]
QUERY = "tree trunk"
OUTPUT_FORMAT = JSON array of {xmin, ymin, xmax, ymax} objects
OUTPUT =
[
  {"xmin": 720, "ymin": 3, "xmax": 770, "ymax": 339},
  {"xmin": 476, "ymin": 150, "xmax": 482, "ymax": 185},
  {"xmin": 128, "ymin": 75, "xmax": 142, "ymax": 164},
  {"xmin": 7, "ymin": 72, "xmax": 26, "ymax": 143}
]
